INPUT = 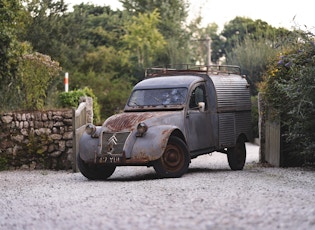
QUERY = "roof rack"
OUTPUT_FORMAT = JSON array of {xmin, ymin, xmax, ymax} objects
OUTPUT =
[{"xmin": 145, "ymin": 64, "xmax": 241, "ymax": 78}]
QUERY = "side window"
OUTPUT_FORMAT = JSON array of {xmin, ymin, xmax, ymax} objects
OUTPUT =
[{"xmin": 189, "ymin": 85, "xmax": 207, "ymax": 110}]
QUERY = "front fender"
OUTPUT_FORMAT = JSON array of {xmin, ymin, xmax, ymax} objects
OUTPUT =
[
  {"xmin": 79, "ymin": 126, "xmax": 102, "ymax": 162},
  {"xmin": 129, "ymin": 125, "xmax": 179, "ymax": 162}
]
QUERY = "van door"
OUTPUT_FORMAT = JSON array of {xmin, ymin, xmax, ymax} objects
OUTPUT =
[{"xmin": 186, "ymin": 83, "xmax": 213, "ymax": 152}]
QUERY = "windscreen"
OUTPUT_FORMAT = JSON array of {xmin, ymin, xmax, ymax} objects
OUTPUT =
[{"xmin": 128, "ymin": 88, "xmax": 187, "ymax": 106}]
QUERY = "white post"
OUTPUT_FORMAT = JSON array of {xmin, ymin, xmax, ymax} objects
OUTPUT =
[{"xmin": 65, "ymin": 72, "xmax": 69, "ymax": 92}]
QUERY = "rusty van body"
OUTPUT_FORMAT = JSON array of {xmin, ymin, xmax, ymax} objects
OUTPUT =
[{"xmin": 78, "ymin": 65, "xmax": 252, "ymax": 179}]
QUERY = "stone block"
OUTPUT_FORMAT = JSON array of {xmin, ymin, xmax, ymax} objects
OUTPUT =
[
  {"xmin": 66, "ymin": 140, "xmax": 73, "ymax": 147},
  {"xmin": 16, "ymin": 113, "xmax": 21, "ymax": 121},
  {"xmin": 42, "ymin": 113, "xmax": 48, "ymax": 121},
  {"xmin": 21, "ymin": 114, "xmax": 26, "ymax": 121},
  {"xmin": 12, "ymin": 135, "xmax": 24, "ymax": 143},
  {"xmin": 48, "ymin": 144, "xmax": 56, "ymax": 152},
  {"xmin": 21, "ymin": 129, "xmax": 29, "ymax": 136},
  {"xmin": 50, "ymin": 134, "xmax": 62, "ymax": 140},
  {"xmin": 63, "ymin": 132, "xmax": 73, "ymax": 140},
  {"xmin": 63, "ymin": 110, "xmax": 73, "ymax": 119},
  {"xmin": 54, "ymin": 122, "xmax": 64, "ymax": 127},
  {"xmin": 63, "ymin": 119, "xmax": 73, "ymax": 125},
  {"xmin": 1, "ymin": 115, "xmax": 13, "ymax": 123},
  {"xmin": 58, "ymin": 141, "xmax": 66, "ymax": 151},
  {"xmin": 50, "ymin": 151, "xmax": 62, "ymax": 158},
  {"xmin": 23, "ymin": 121, "xmax": 29, "ymax": 128},
  {"xmin": 53, "ymin": 115, "xmax": 63, "ymax": 121}
]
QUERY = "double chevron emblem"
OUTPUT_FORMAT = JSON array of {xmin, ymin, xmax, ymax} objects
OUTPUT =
[
  {"xmin": 106, "ymin": 133, "xmax": 118, "ymax": 154},
  {"xmin": 108, "ymin": 134, "xmax": 117, "ymax": 146}
]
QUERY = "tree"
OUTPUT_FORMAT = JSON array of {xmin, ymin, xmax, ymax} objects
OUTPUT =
[
  {"xmin": 120, "ymin": 0, "xmax": 190, "ymax": 65},
  {"xmin": 22, "ymin": 0, "xmax": 68, "ymax": 63},
  {"xmin": 120, "ymin": 0, "xmax": 188, "ymax": 37},
  {"xmin": 123, "ymin": 9, "xmax": 166, "ymax": 68},
  {"xmin": 218, "ymin": 17, "xmax": 291, "ymax": 94},
  {"xmin": 220, "ymin": 17, "xmax": 287, "ymax": 62},
  {"xmin": 226, "ymin": 36, "xmax": 277, "ymax": 94},
  {"xmin": 0, "ymin": 0, "xmax": 25, "ymax": 110},
  {"xmin": 77, "ymin": 5, "xmax": 125, "ymax": 48},
  {"xmin": 50, "ymin": 3, "xmax": 127, "ymax": 71}
]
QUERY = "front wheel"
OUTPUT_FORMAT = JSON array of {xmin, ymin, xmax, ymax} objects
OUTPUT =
[
  {"xmin": 77, "ymin": 154, "xmax": 116, "ymax": 180},
  {"xmin": 227, "ymin": 137, "xmax": 246, "ymax": 170},
  {"xmin": 153, "ymin": 136, "xmax": 190, "ymax": 178}
]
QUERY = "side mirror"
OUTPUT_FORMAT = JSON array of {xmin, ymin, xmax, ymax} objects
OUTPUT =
[{"xmin": 198, "ymin": 102, "xmax": 205, "ymax": 112}]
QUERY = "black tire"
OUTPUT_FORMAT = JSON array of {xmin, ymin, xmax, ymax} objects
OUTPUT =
[
  {"xmin": 77, "ymin": 154, "xmax": 116, "ymax": 180},
  {"xmin": 227, "ymin": 137, "xmax": 246, "ymax": 170},
  {"xmin": 153, "ymin": 136, "xmax": 190, "ymax": 178}
]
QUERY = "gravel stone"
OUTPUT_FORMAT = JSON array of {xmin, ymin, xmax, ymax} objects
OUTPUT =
[{"xmin": 1, "ymin": 143, "xmax": 315, "ymax": 230}]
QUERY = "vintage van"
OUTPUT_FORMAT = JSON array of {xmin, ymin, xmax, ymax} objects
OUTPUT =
[{"xmin": 78, "ymin": 65, "xmax": 251, "ymax": 179}]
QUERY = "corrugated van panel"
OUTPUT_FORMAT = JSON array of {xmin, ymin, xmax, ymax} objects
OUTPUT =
[
  {"xmin": 235, "ymin": 111, "xmax": 252, "ymax": 139},
  {"xmin": 210, "ymin": 75, "xmax": 251, "ymax": 112},
  {"xmin": 218, "ymin": 113, "xmax": 235, "ymax": 147}
]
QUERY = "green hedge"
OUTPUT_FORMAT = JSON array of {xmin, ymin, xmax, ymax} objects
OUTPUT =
[{"xmin": 58, "ymin": 87, "xmax": 101, "ymax": 124}]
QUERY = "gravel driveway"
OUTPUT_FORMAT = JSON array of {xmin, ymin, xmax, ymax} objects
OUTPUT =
[{"xmin": 1, "ymin": 143, "xmax": 315, "ymax": 230}]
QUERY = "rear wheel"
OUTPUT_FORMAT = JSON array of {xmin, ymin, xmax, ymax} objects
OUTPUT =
[
  {"xmin": 77, "ymin": 154, "xmax": 116, "ymax": 180},
  {"xmin": 227, "ymin": 137, "xmax": 246, "ymax": 170},
  {"xmin": 153, "ymin": 136, "xmax": 190, "ymax": 178}
]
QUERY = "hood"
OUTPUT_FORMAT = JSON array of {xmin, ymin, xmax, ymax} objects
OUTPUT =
[{"xmin": 103, "ymin": 111, "xmax": 182, "ymax": 133}]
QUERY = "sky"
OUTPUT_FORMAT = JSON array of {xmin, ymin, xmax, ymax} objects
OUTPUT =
[{"xmin": 65, "ymin": 0, "xmax": 314, "ymax": 32}]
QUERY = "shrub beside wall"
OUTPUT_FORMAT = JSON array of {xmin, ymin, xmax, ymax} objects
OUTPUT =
[{"xmin": 0, "ymin": 109, "xmax": 73, "ymax": 171}]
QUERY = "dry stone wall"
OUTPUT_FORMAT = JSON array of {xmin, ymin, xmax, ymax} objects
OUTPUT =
[{"xmin": 0, "ymin": 109, "xmax": 74, "ymax": 170}]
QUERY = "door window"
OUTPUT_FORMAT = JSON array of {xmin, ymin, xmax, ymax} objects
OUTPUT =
[{"xmin": 189, "ymin": 85, "xmax": 207, "ymax": 110}]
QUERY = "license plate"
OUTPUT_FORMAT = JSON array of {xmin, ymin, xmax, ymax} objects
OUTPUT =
[{"xmin": 98, "ymin": 156, "xmax": 122, "ymax": 164}]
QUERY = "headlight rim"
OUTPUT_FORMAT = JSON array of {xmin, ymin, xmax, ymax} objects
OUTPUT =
[{"xmin": 85, "ymin": 123, "xmax": 96, "ymax": 136}]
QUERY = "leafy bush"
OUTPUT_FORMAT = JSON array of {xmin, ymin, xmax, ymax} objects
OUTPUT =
[
  {"xmin": 260, "ymin": 30, "xmax": 315, "ymax": 166},
  {"xmin": 17, "ymin": 52, "xmax": 61, "ymax": 110},
  {"xmin": 58, "ymin": 90, "xmax": 86, "ymax": 108},
  {"xmin": 58, "ymin": 87, "xmax": 101, "ymax": 124}
]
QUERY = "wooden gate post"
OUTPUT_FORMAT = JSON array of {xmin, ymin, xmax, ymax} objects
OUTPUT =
[
  {"xmin": 258, "ymin": 93, "xmax": 281, "ymax": 166},
  {"xmin": 72, "ymin": 97, "xmax": 93, "ymax": 172}
]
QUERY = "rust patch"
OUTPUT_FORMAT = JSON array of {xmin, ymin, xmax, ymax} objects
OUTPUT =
[
  {"xmin": 104, "ymin": 112, "xmax": 172, "ymax": 132},
  {"xmin": 124, "ymin": 151, "xmax": 151, "ymax": 164},
  {"xmin": 104, "ymin": 113, "xmax": 154, "ymax": 132},
  {"xmin": 161, "ymin": 129, "xmax": 171, "ymax": 145},
  {"xmin": 162, "ymin": 129, "xmax": 169, "ymax": 135},
  {"xmin": 125, "ymin": 158, "xmax": 150, "ymax": 164}
]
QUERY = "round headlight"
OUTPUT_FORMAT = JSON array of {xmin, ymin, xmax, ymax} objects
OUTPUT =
[
  {"xmin": 136, "ymin": 122, "xmax": 148, "ymax": 137},
  {"xmin": 85, "ymin": 123, "xmax": 96, "ymax": 136}
]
